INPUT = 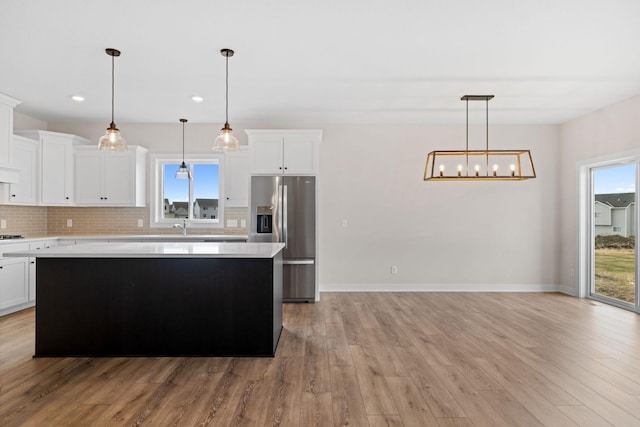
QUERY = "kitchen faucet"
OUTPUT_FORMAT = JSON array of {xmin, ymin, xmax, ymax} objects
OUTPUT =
[{"xmin": 172, "ymin": 218, "xmax": 188, "ymax": 236}]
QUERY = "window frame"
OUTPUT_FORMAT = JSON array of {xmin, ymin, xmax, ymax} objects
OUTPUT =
[{"xmin": 150, "ymin": 154, "xmax": 225, "ymax": 229}]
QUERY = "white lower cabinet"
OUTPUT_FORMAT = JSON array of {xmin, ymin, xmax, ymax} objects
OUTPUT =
[
  {"xmin": 0, "ymin": 239, "xmax": 56, "ymax": 316},
  {"xmin": 0, "ymin": 258, "xmax": 28, "ymax": 311},
  {"xmin": 27, "ymin": 240, "xmax": 56, "ymax": 303},
  {"xmin": 0, "ymin": 242, "xmax": 29, "ymax": 315}
]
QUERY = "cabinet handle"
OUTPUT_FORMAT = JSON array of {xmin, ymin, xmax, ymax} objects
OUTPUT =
[
  {"xmin": 284, "ymin": 167, "xmax": 288, "ymax": 170},
  {"xmin": 30, "ymin": 261, "xmax": 35, "ymax": 264},
  {"xmin": 279, "ymin": 167, "xmax": 282, "ymax": 170},
  {"xmin": 11, "ymin": 194, "xmax": 16, "ymax": 197},
  {"xmin": 0, "ymin": 266, "xmax": 3, "ymax": 269},
  {"xmin": 65, "ymin": 196, "xmax": 69, "ymax": 200}
]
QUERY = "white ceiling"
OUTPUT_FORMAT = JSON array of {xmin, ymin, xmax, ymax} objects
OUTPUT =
[{"xmin": 1, "ymin": 0, "xmax": 639, "ymax": 125}]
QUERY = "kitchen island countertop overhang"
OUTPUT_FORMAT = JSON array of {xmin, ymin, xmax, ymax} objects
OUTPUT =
[
  {"xmin": 6, "ymin": 242, "xmax": 285, "ymax": 357},
  {"xmin": 5, "ymin": 241, "xmax": 282, "ymax": 258}
]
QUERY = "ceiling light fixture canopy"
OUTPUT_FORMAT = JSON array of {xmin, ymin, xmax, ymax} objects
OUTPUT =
[
  {"xmin": 212, "ymin": 48, "xmax": 239, "ymax": 152},
  {"xmin": 176, "ymin": 118, "xmax": 191, "ymax": 180},
  {"xmin": 98, "ymin": 48, "xmax": 127, "ymax": 151},
  {"xmin": 423, "ymin": 95, "xmax": 536, "ymax": 181}
]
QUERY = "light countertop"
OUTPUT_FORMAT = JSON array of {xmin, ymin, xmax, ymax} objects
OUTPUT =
[
  {"xmin": 62, "ymin": 234, "xmax": 248, "ymax": 242},
  {"xmin": 0, "ymin": 234, "xmax": 248, "ymax": 245},
  {"xmin": 4, "ymin": 242, "xmax": 284, "ymax": 259}
]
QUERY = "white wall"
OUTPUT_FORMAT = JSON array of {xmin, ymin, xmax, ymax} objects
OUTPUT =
[
  {"xmin": 13, "ymin": 111, "xmax": 47, "ymax": 131},
  {"xmin": 48, "ymin": 121, "xmax": 561, "ymax": 291},
  {"xmin": 319, "ymin": 123, "xmax": 560, "ymax": 291},
  {"xmin": 559, "ymin": 95, "xmax": 640, "ymax": 294}
]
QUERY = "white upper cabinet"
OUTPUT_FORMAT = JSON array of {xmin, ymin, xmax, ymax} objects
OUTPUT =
[
  {"xmin": 0, "ymin": 93, "xmax": 21, "ymax": 184},
  {"xmin": 15, "ymin": 130, "xmax": 90, "ymax": 206},
  {"xmin": 74, "ymin": 145, "xmax": 147, "ymax": 206},
  {"xmin": 224, "ymin": 147, "xmax": 249, "ymax": 207},
  {"xmin": 246, "ymin": 130, "xmax": 322, "ymax": 176},
  {"xmin": 1, "ymin": 135, "xmax": 39, "ymax": 204}
]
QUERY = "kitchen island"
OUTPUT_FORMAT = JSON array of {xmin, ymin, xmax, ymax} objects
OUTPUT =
[{"xmin": 6, "ymin": 242, "xmax": 284, "ymax": 357}]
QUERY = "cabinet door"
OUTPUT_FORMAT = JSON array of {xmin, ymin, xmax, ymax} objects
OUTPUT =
[
  {"xmin": 249, "ymin": 136, "xmax": 283, "ymax": 174},
  {"xmin": 283, "ymin": 137, "xmax": 318, "ymax": 175},
  {"xmin": 75, "ymin": 150, "xmax": 104, "ymax": 204},
  {"xmin": 8, "ymin": 138, "xmax": 38, "ymax": 204},
  {"xmin": 0, "ymin": 258, "xmax": 28, "ymax": 311},
  {"xmin": 225, "ymin": 149, "xmax": 249, "ymax": 207},
  {"xmin": 28, "ymin": 257, "xmax": 36, "ymax": 301},
  {"xmin": 103, "ymin": 151, "xmax": 134, "ymax": 204},
  {"xmin": 41, "ymin": 136, "xmax": 73, "ymax": 205},
  {"xmin": 0, "ymin": 102, "xmax": 13, "ymax": 170}
]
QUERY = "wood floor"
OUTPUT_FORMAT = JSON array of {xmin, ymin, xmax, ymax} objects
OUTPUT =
[{"xmin": 1, "ymin": 292, "xmax": 640, "ymax": 426}]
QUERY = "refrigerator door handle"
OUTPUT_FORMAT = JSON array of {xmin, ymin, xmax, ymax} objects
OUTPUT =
[
  {"xmin": 283, "ymin": 259, "xmax": 315, "ymax": 265},
  {"xmin": 283, "ymin": 184, "xmax": 288, "ymax": 248}
]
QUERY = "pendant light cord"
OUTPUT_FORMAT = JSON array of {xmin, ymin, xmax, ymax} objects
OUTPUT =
[
  {"xmin": 111, "ymin": 53, "xmax": 115, "ymax": 125},
  {"xmin": 180, "ymin": 119, "xmax": 187, "ymax": 163},
  {"xmin": 465, "ymin": 98, "xmax": 469, "ymax": 175},
  {"xmin": 225, "ymin": 53, "xmax": 229, "ymax": 124},
  {"xmin": 485, "ymin": 98, "xmax": 489, "ymax": 175}
]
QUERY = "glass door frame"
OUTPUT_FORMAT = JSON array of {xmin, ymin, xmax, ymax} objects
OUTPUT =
[{"xmin": 578, "ymin": 149, "xmax": 640, "ymax": 313}]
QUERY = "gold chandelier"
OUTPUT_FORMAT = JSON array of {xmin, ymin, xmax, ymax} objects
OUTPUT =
[{"xmin": 424, "ymin": 95, "xmax": 536, "ymax": 181}]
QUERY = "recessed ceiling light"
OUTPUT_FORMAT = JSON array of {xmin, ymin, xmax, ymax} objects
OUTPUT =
[
  {"xmin": 192, "ymin": 96, "xmax": 204, "ymax": 103},
  {"xmin": 71, "ymin": 95, "xmax": 85, "ymax": 102}
]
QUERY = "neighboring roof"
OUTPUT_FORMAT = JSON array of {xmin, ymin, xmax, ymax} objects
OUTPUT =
[
  {"xmin": 172, "ymin": 201, "xmax": 189, "ymax": 211},
  {"xmin": 195, "ymin": 198, "xmax": 218, "ymax": 208},
  {"xmin": 595, "ymin": 193, "xmax": 635, "ymax": 208}
]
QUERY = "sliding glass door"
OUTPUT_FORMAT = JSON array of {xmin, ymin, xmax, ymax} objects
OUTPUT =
[{"xmin": 590, "ymin": 162, "xmax": 639, "ymax": 310}]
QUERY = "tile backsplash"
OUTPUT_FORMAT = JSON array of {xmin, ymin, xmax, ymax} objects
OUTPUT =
[
  {"xmin": 0, "ymin": 205, "xmax": 248, "ymax": 237},
  {"xmin": 0, "ymin": 205, "xmax": 48, "ymax": 237}
]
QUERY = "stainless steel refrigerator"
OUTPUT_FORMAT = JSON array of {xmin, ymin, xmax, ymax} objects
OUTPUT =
[{"xmin": 249, "ymin": 176, "xmax": 316, "ymax": 302}]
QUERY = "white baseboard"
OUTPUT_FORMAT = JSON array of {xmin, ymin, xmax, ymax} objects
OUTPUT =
[
  {"xmin": 319, "ymin": 283, "xmax": 562, "ymax": 292},
  {"xmin": 557, "ymin": 286, "xmax": 578, "ymax": 296}
]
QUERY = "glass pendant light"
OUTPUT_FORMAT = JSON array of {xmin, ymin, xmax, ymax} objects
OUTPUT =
[
  {"xmin": 176, "ymin": 119, "xmax": 191, "ymax": 180},
  {"xmin": 212, "ymin": 48, "xmax": 240, "ymax": 152},
  {"xmin": 98, "ymin": 48, "xmax": 127, "ymax": 151}
]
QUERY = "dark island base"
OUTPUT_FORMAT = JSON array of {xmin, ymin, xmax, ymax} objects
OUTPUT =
[{"xmin": 35, "ymin": 255, "xmax": 282, "ymax": 357}]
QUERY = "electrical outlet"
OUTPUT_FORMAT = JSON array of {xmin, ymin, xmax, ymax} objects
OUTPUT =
[
  {"xmin": 240, "ymin": 219, "xmax": 246, "ymax": 228},
  {"xmin": 0, "ymin": 219, "xmax": 6, "ymax": 229},
  {"xmin": 391, "ymin": 265, "xmax": 398, "ymax": 275},
  {"xmin": 66, "ymin": 219, "xmax": 73, "ymax": 228},
  {"xmin": 227, "ymin": 219, "xmax": 238, "ymax": 228},
  {"xmin": 137, "ymin": 219, "xmax": 144, "ymax": 228},
  {"xmin": 342, "ymin": 219, "xmax": 348, "ymax": 228}
]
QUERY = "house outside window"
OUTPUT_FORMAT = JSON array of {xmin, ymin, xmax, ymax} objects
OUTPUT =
[{"xmin": 150, "ymin": 155, "xmax": 224, "ymax": 228}]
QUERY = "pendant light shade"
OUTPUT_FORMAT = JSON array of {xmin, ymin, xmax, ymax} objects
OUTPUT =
[
  {"xmin": 98, "ymin": 48, "xmax": 127, "ymax": 151},
  {"xmin": 423, "ymin": 95, "xmax": 536, "ymax": 181},
  {"xmin": 176, "ymin": 119, "xmax": 191, "ymax": 180},
  {"xmin": 212, "ymin": 48, "xmax": 239, "ymax": 152}
]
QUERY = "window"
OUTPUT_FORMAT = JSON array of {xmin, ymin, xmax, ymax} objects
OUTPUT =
[
  {"xmin": 613, "ymin": 226, "xmax": 622, "ymax": 232},
  {"xmin": 150, "ymin": 155, "xmax": 225, "ymax": 228}
]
